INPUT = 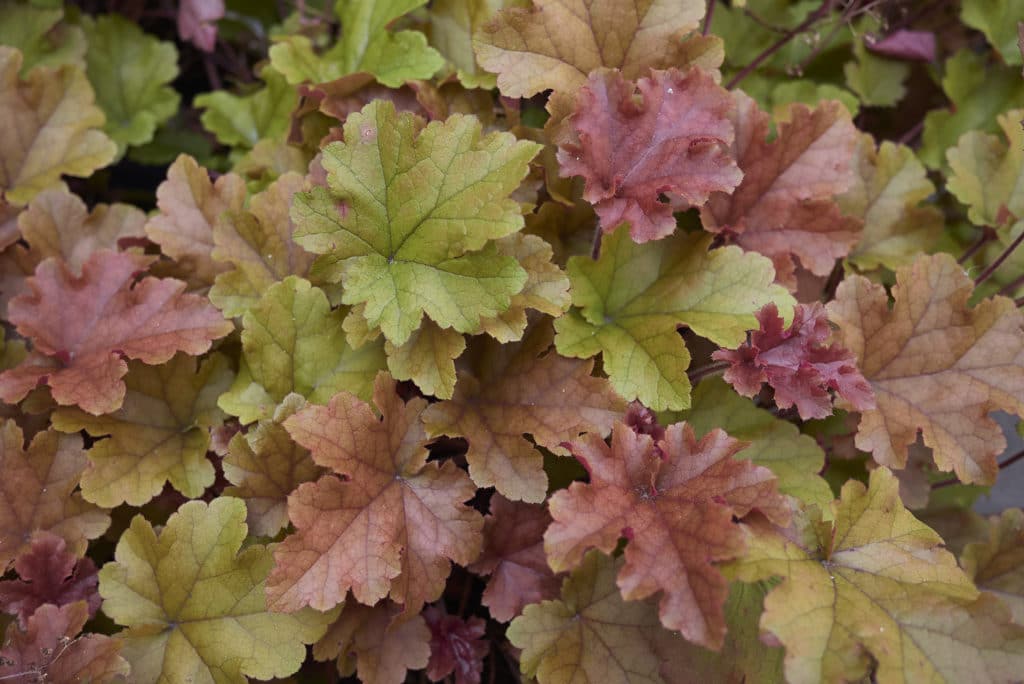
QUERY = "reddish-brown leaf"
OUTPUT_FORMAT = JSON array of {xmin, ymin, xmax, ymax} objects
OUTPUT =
[
  {"xmin": 558, "ymin": 68, "xmax": 740, "ymax": 243},
  {"xmin": 313, "ymin": 600, "xmax": 431, "ymax": 684},
  {"xmin": 0, "ymin": 421, "xmax": 108, "ymax": 570},
  {"xmin": 0, "ymin": 250, "xmax": 233, "ymax": 415},
  {"xmin": 714, "ymin": 302, "xmax": 874, "ymax": 419},
  {"xmin": 0, "ymin": 531, "xmax": 99, "ymax": 627},
  {"xmin": 546, "ymin": 421, "xmax": 790, "ymax": 648},
  {"xmin": 701, "ymin": 95, "xmax": 861, "ymax": 287},
  {"xmin": 423, "ymin": 605, "xmax": 489, "ymax": 684},
  {"xmin": 267, "ymin": 373, "xmax": 483, "ymax": 614},
  {"xmin": 467, "ymin": 495, "xmax": 560, "ymax": 623},
  {"xmin": 0, "ymin": 602, "xmax": 127, "ymax": 683}
]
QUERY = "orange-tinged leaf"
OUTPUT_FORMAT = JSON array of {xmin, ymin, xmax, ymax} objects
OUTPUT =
[
  {"xmin": 423, "ymin": 321, "xmax": 624, "ymax": 503},
  {"xmin": 0, "ymin": 421, "xmax": 108, "ymax": 570},
  {"xmin": 0, "ymin": 602, "xmax": 127, "ymax": 684},
  {"xmin": 827, "ymin": 253, "xmax": 1024, "ymax": 485},
  {"xmin": 546, "ymin": 420, "xmax": 789, "ymax": 647},
  {"xmin": 0, "ymin": 250, "xmax": 233, "ymax": 415},
  {"xmin": 701, "ymin": 94, "xmax": 861, "ymax": 287},
  {"xmin": 268, "ymin": 373, "xmax": 483, "ymax": 614},
  {"xmin": 468, "ymin": 494, "xmax": 560, "ymax": 623},
  {"xmin": 558, "ymin": 68, "xmax": 740, "ymax": 243},
  {"xmin": 314, "ymin": 600, "xmax": 431, "ymax": 684},
  {"xmin": 0, "ymin": 47, "xmax": 116, "ymax": 206},
  {"xmin": 144, "ymin": 154, "xmax": 246, "ymax": 289}
]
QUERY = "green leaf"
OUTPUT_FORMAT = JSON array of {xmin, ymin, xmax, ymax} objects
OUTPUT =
[
  {"xmin": 920, "ymin": 50, "xmax": 1024, "ymax": 168},
  {"xmin": 962, "ymin": 0, "xmax": 1024, "ymax": 65},
  {"xmin": 51, "ymin": 353, "xmax": 232, "ymax": 507},
  {"xmin": 427, "ymin": 0, "xmax": 511, "ymax": 88},
  {"xmin": 726, "ymin": 467, "xmax": 1024, "ymax": 684},
  {"xmin": 218, "ymin": 276, "xmax": 386, "ymax": 424},
  {"xmin": 269, "ymin": 0, "xmax": 444, "ymax": 87},
  {"xmin": 81, "ymin": 14, "xmax": 180, "ymax": 154},
  {"xmin": 99, "ymin": 497, "xmax": 337, "ymax": 684},
  {"xmin": 195, "ymin": 66, "xmax": 298, "ymax": 150},
  {"xmin": 662, "ymin": 376, "xmax": 833, "ymax": 512},
  {"xmin": 291, "ymin": 100, "xmax": 540, "ymax": 345},
  {"xmin": 947, "ymin": 109, "xmax": 1024, "ymax": 233},
  {"xmin": 385, "ymin": 320, "xmax": 466, "ymax": 399},
  {"xmin": 0, "ymin": 3, "xmax": 85, "ymax": 74},
  {"xmin": 553, "ymin": 226, "xmax": 794, "ymax": 411},
  {"xmin": 843, "ymin": 36, "xmax": 909, "ymax": 107}
]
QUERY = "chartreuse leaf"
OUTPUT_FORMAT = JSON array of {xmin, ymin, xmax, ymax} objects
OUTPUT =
[
  {"xmin": 962, "ymin": 0, "xmax": 1024, "ymax": 65},
  {"xmin": 269, "ymin": 0, "xmax": 444, "ymax": 87},
  {"xmin": 947, "ymin": 109, "xmax": 1024, "ymax": 233},
  {"xmin": 843, "ymin": 35, "xmax": 909, "ymax": 107},
  {"xmin": 841, "ymin": 134, "xmax": 943, "ymax": 271},
  {"xmin": 52, "ymin": 353, "xmax": 233, "ymax": 508},
  {"xmin": 0, "ymin": 46, "xmax": 116, "ymax": 205},
  {"xmin": 194, "ymin": 66, "xmax": 297, "ymax": 150},
  {"xmin": 508, "ymin": 550, "xmax": 684, "ymax": 684},
  {"xmin": 0, "ymin": 3, "xmax": 85, "ymax": 74},
  {"xmin": 727, "ymin": 468, "xmax": 1024, "ymax": 684},
  {"xmin": 99, "ymin": 497, "xmax": 337, "ymax": 684},
  {"xmin": 553, "ymin": 225, "xmax": 794, "ymax": 411},
  {"xmin": 291, "ymin": 100, "xmax": 540, "ymax": 346},
  {"xmin": 663, "ymin": 376, "xmax": 833, "ymax": 512},
  {"xmin": 920, "ymin": 50, "xmax": 1024, "ymax": 168},
  {"xmin": 962, "ymin": 508, "xmax": 1024, "ymax": 623},
  {"xmin": 427, "ymin": 0, "xmax": 512, "ymax": 88},
  {"xmin": 81, "ymin": 14, "xmax": 180, "ymax": 154},
  {"xmin": 218, "ymin": 276, "xmax": 385, "ymax": 424}
]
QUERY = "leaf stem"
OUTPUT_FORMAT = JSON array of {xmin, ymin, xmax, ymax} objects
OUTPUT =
[
  {"xmin": 974, "ymin": 229, "xmax": 1024, "ymax": 286},
  {"xmin": 957, "ymin": 227, "xmax": 996, "ymax": 265},
  {"xmin": 930, "ymin": 447, "xmax": 1024, "ymax": 489},
  {"xmin": 996, "ymin": 273, "xmax": 1024, "ymax": 297},
  {"xmin": 703, "ymin": 0, "xmax": 715, "ymax": 35},
  {"xmin": 688, "ymin": 360, "xmax": 730, "ymax": 384},
  {"xmin": 726, "ymin": 0, "xmax": 837, "ymax": 90}
]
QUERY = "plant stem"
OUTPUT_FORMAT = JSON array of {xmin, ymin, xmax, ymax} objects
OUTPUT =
[
  {"xmin": 703, "ymin": 0, "xmax": 715, "ymax": 35},
  {"xmin": 974, "ymin": 230, "xmax": 1024, "ymax": 286},
  {"xmin": 897, "ymin": 119, "xmax": 925, "ymax": 146},
  {"xmin": 726, "ymin": 0, "xmax": 837, "ymax": 89},
  {"xmin": 931, "ymin": 447, "xmax": 1024, "ymax": 489},
  {"xmin": 957, "ymin": 227, "xmax": 995, "ymax": 264},
  {"xmin": 688, "ymin": 360, "xmax": 730, "ymax": 384},
  {"xmin": 997, "ymin": 273, "xmax": 1024, "ymax": 297}
]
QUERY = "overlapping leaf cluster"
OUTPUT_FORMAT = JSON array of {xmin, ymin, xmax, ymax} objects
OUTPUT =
[{"xmin": 1, "ymin": 0, "xmax": 1024, "ymax": 682}]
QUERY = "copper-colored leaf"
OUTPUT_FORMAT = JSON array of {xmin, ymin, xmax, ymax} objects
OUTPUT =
[
  {"xmin": 145, "ymin": 154, "xmax": 246, "ymax": 289},
  {"xmin": 423, "ymin": 604, "xmax": 488, "ymax": 684},
  {"xmin": 702, "ymin": 94, "xmax": 861, "ymax": 287},
  {"xmin": 468, "ymin": 494, "xmax": 560, "ymax": 623},
  {"xmin": 546, "ymin": 420, "xmax": 790, "ymax": 647},
  {"xmin": 0, "ymin": 421, "xmax": 108, "ymax": 570},
  {"xmin": 0, "ymin": 531, "xmax": 99, "ymax": 627},
  {"xmin": 714, "ymin": 302, "xmax": 874, "ymax": 420},
  {"xmin": 827, "ymin": 253, "xmax": 1024, "ymax": 485},
  {"xmin": 314, "ymin": 600, "xmax": 431, "ymax": 684},
  {"xmin": 0, "ymin": 250, "xmax": 233, "ymax": 415},
  {"xmin": 268, "ymin": 373, "xmax": 483, "ymax": 614},
  {"xmin": 558, "ymin": 68, "xmax": 740, "ymax": 242},
  {"xmin": 0, "ymin": 602, "xmax": 127, "ymax": 684},
  {"xmin": 423, "ymin": 321, "xmax": 624, "ymax": 503}
]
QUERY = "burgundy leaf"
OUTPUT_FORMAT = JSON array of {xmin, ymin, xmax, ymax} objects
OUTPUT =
[
  {"xmin": 424, "ymin": 605, "xmax": 489, "ymax": 684},
  {"xmin": 0, "ymin": 532, "xmax": 99, "ymax": 627}
]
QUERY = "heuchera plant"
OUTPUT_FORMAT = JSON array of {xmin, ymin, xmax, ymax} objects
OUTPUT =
[{"xmin": 2, "ymin": 0, "xmax": 1024, "ymax": 682}]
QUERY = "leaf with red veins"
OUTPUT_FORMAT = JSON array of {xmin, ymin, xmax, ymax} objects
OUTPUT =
[
  {"xmin": 0, "ymin": 531, "xmax": 99, "ymax": 627},
  {"xmin": 468, "ymin": 495, "xmax": 560, "ymax": 623},
  {"xmin": 423, "ymin": 605, "xmax": 489, "ymax": 684},
  {"xmin": 545, "ymin": 420, "xmax": 790, "ymax": 648},
  {"xmin": 0, "ymin": 602, "xmax": 128, "ymax": 684},
  {"xmin": 713, "ymin": 302, "xmax": 875, "ymax": 420},
  {"xmin": 268, "ymin": 373, "xmax": 483, "ymax": 614},
  {"xmin": 0, "ymin": 250, "xmax": 233, "ymax": 415},
  {"xmin": 701, "ymin": 94, "xmax": 861, "ymax": 287},
  {"xmin": 314, "ymin": 600, "xmax": 431, "ymax": 684},
  {"xmin": 558, "ymin": 68, "xmax": 740, "ymax": 243},
  {"xmin": 0, "ymin": 421, "xmax": 108, "ymax": 570}
]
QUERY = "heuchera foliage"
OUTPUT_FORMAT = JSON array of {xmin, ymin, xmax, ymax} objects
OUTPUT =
[{"xmin": 3, "ymin": 1, "xmax": 1024, "ymax": 682}]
